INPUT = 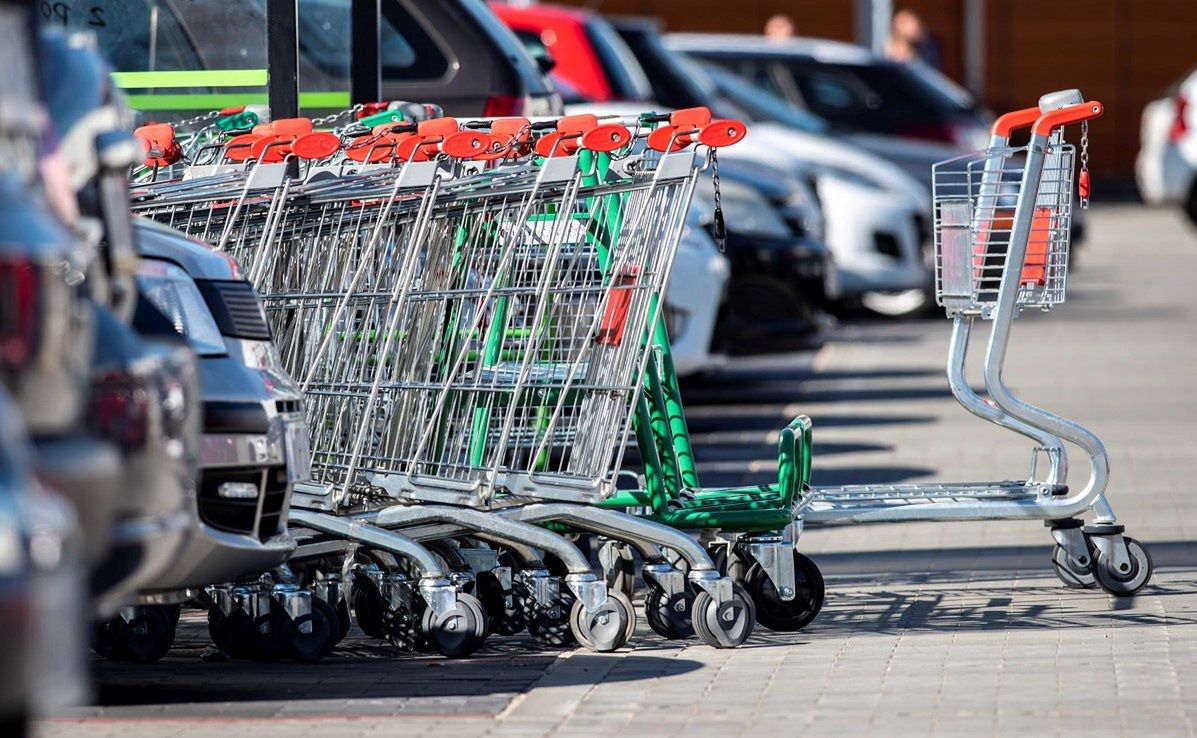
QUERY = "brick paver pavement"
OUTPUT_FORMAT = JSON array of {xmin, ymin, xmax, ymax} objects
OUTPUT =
[{"xmin": 37, "ymin": 205, "xmax": 1197, "ymax": 738}]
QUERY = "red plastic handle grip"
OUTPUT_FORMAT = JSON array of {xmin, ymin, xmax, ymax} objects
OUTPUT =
[
  {"xmin": 990, "ymin": 107, "xmax": 1041, "ymax": 138},
  {"xmin": 1031, "ymin": 101, "xmax": 1103, "ymax": 137}
]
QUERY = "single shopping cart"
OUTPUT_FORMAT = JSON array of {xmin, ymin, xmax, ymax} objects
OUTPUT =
[{"xmin": 789, "ymin": 89, "xmax": 1151, "ymax": 596}]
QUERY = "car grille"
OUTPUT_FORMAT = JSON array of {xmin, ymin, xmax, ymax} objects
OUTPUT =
[
  {"xmin": 198, "ymin": 465, "xmax": 288, "ymax": 542},
  {"xmin": 198, "ymin": 280, "xmax": 272, "ymax": 340}
]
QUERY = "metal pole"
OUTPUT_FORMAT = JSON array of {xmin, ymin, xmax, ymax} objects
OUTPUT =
[
  {"xmin": 963, "ymin": 0, "xmax": 986, "ymax": 97},
  {"xmin": 351, "ymin": 0, "xmax": 381, "ymax": 105},
  {"xmin": 855, "ymin": 0, "xmax": 893, "ymax": 56},
  {"xmin": 266, "ymin": 0, "xmax": 299, "ymax": 120}
]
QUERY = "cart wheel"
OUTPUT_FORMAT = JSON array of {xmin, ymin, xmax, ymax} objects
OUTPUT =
[
  {"xmin": 207, "ymin": 606, "xmax": 253, "ymax": 659},
  {"xmin": 644, "ymin": 584, "xmax": 695, "ymax": 639},
  {"xmin": 744, "ymin": 552, "xmax": 825, "ymax": 632},
  {"xmin": 92, "ymin": 618, "xmax": 124, "ymax": 660},
  {"xmin": 351, "ymin": 579, "xmax": 387, "ymax": 638},
  {"xmin": 334, "ymin": 597, "xmax": 352, "ymax": 644},
  {"xmin": 1092, "ymin": 537, "xmax": 1153, "ymax": 597},
  {"xmin": 691, "ymin": 585, "xmax": 755, "ymax": 649},
  {"xmin": 118, "ymin": 606, "xmax": 178, "ymax": 663},
  {"xmin": 476, "ymin": 570, "xmax": 524, "ymax": 636},
  {"xmin": 281, "ymin": 598, "xmax": 336, "ymax": 663},
  {"xmin": 422, "ymin": 592, "xmax": 486, "ymax": 658},
  {"xmin": 570, "ymin": 590, "xmax": 635, "ymax": 652},
  {"xmin": 599, "ymin": 540, "xmax": 637, "ymax": 600},
  {"xmin": 382, "ymin": 599, "xmax": 426, "ymax": 653},
  {"xmin": 246, "ymin": 611, "xmax": 288, "ymax": 662},
  {"xmin": 1051, "ymin": 545, "xmax": 1096, "ymax": 589},
  {"xmin": 522, "ymin": 580, "xmax": 578, "ymax": 648}
]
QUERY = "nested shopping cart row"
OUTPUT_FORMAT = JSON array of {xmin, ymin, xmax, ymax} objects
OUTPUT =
[{"xmin": 130, "ymin": 88, "xmax": 1151, "ymax": 660}]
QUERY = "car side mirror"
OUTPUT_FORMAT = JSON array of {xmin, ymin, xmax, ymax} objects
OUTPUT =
[{"xmin": 533, "ymin": 50, "xmax": 557, "ymax": 75}]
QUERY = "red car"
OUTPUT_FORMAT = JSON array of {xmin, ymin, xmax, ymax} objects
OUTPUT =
[{"xmin": 490, "ymin": 2, "xmax": 652, "ymax": 104}]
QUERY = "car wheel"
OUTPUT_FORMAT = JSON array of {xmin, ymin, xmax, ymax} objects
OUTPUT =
[{"xmin": 1183, "ymin": 181, "xmax": 1197, "ymax": 228}]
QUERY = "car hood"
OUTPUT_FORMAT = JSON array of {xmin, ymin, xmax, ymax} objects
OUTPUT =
[{"xmin": 134, "ymin": 218, "xmax": 240, "ymax": 280}]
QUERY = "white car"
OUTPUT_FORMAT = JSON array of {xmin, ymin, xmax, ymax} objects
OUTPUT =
[
  {"xmin": 1136, "ymin": 68, "xmax": 1197, "ymax": 223},
  {"xmin": 668, "ymin": 211, "xmax": 731, "ymax": 377}
]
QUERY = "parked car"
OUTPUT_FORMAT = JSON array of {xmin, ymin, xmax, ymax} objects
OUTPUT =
[
  {"xmin": 90, "ymin": 218, "xmax": 311, "ymax": 662},
  {"xmin": 50, "ymin": 0, "xmax": 561, "ymax": 120},
  {"xmin": 1137, "ymin": 66, "xmax": 1197, "ymax": 224},
  {"xmin": 490, "ymin": 1, "xmax": 653, "ymax": 104},
  {"xmin": 0, "ymin": 388, "xmax": 87, "ymax": 738},
  {"xmin": 667, "ymin": 33, "xmax": 991, "ymax": 190},
  {"xmin": 587, "ymin": 18, "xmax": 934, "ymax": 315},
  {"xmin": 37, "ymin": 29, "xmax": 203, "ymax": 621},
  {"xmin": 668, "ymin": 211, "xmax": 731, "ymax": 376}
]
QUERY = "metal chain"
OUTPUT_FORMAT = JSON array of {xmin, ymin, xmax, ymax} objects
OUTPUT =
[
  {"xmin": 311, "ymin": 104, "xmax": 366, "ymax": 129},
  {"xmin": 710, "ymin": 149, "xmax": 726, "ymax": 252},
  {"xmin": 1079, "ymin": 119, "xmax": 1090, "ymax": 209}
]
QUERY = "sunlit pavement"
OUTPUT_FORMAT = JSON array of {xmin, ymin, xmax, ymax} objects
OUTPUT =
[{"xmin": 38, "ymin": 205, "xmax": 1197, "ymax": 737}]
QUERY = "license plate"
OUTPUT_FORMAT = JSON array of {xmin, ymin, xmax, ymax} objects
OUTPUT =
[{"xmin": 284, "ymin": 418, "xmax": 312, "ymax": 483}]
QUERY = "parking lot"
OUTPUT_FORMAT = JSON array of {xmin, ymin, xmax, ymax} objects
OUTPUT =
[{"xmin": 35, "ymin": 204, "xmax": 1197, "ymax": 738}]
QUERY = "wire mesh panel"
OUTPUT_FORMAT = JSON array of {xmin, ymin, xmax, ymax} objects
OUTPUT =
[{"xmin": 932, "ymin": 139, "xmax": 1075, "ymax": 317}]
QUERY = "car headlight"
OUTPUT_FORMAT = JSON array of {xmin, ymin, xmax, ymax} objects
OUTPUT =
[
  {"xmin": 136, "ymin": 258, "xmax": 226, "ymax": 355},
  {"xmin": 717, "ymin": 187, "xmax": 793, "ymax": 240}
]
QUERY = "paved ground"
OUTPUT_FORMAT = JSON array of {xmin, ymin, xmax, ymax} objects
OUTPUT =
[{"xmin": 38, "ymin": 205, "xmax": 1197, "ymax": 737}]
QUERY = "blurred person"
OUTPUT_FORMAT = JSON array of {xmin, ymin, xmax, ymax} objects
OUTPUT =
[
  {"xmin": 887, "ymin": 8, "xmax": 941, "ymax": 69},
  {"xmin": 764, "ymin": 13, "xmax": 796, "ymax": 40}
]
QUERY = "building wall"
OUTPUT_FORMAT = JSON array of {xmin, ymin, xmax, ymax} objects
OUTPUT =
[{"xmin": 554, "ymin": 0, "xmax": 1197, "ymax": 179}]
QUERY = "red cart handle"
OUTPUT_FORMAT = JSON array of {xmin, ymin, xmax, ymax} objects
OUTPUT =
[
  {"xmin": 1032, "ymin": 101, "xmax": 1103, "ymax": 137},
  {"xmin": 990, "ymin": 106, "xmax": 1042, "ymax": 138}
]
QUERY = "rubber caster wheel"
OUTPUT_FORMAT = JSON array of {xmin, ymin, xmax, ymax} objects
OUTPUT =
[
  {"xmin": 1092, "ymin": 537, "xmax": 1153, "ymax": 597},
  {"xmin": 281, "ymin": 598, "xmax": 336, "ymax": 663},
  {"xmin": 333, "ymin": 598, "xmax": 352, "ymax": 644},
  {"xmin": 744, "ymin": 552, "xmax": 825, "ymax": 632},
  {"xmin": 207, "ymin": 607, "xmax": 253, "ymax": 659},
  {"xmin": 1051, "ymin": 544, "xmax": 1096, "ymax": 589},
  {"xmin": 522, "ymin": 582, "xmax": 577, "ymax": 649},
  {"xmin": 119, "ymin": 606, "xmax": 178, "ymax": 663},
  {"xmin": 92, "ymin": 618, "xmax": 124, "ymax": 660},
  {"xmin": 382, "ymin": 601, "xmax": 427, "ymax": 653},
  {"xmin": 246, "ymin": 612, "xmax": 288, "ymax": 662},
  {"xmin": 692, "ymin": 585, "xmax": 755, "ymax": 649},
  {"xmin": 351, "ymin": 579, "xmax": 387, "ymax": 638},
  {"xmin": 599, "ymin": 540, "xmax": 637, "ymax": 600},
  {"xmin": 422, "ymin": 592, "xmax": 487, "ymax": 658},
  {"xmin": 644, "ymin": 584, "xmax": 695, "ymax": 639},
  {"xmin": 570, "ymin": 590, "xmax": 635, "ymax": 652},
  {"xmin": 476, "ymin": 570, "xmax": 524, "ymax": 636}
]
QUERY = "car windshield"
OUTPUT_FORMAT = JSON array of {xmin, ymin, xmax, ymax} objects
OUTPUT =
[
  {"xmin": 699, "ymin": 62, "xmax": 828, "ymax": 134},
  {"xmin": 780, "ymin": 57, "xmax": 974, "ymax": 131},
  {"xmin": 584, "ymin": 19, "xmax": 653, "ymax": 103}
]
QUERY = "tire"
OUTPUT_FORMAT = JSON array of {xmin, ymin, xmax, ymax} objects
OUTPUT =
[
  {"xmin": 350, "ymin": 578, "xmax": 387, "ymax": 638},
  {"xmin": 744, "ymin": 552, "xmax": 825, "ymax": 632},
  {"xmin": 1051, "ymin": 544, "xmax": 1096, "ymax": 589},
  {"xmin": 644, "ymin": 584, "xmax": 695, "ymax": 640},
  {"xmin": 422, "ymin": 592, "xmax": 486, "ymax": 658},
  {"xmin": 1092, "ymin": 537, "xmax": 1153, "ymax": 597},
  {"xmin": 692, "ymin": 585, "xmax": 755, "ymax": 649},
  {"xmin": 1183, "ymin": 181, "xmax": 1197, "ymax": 228},
  {"xmin": 118, "ymin": 606, "xmax": 177, "ymax": 663},
  {"xmin": 281, "ymin": 598, "xmax": 336, "ymax": 663},
  {"xmin": 207, "ymin": 606, "xmax": 253, "ymax": 659},
  {"xmin": 476, "ymin": 570, "xmax": 524, "ymax": 636},
  {"xmin": 570, "ymin": 590, "xmax": 635, "ymax": 652}
]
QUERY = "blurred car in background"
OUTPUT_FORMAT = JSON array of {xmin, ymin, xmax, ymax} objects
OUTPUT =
[
  {"xmin": 491, "ymin": 1, "xmax": 653, "ymax": 104},
  {"xmin": 668, "ymin": 33, "xmax": 990, "ymax": 190},
  {"xmin": 668, "ymin": 211, "xmax": 731, "ymax": 376},
  {"xmin": 39, "ymin": 28, "xmax": 200, "ymax": 620},
  {"xmin": 51, "ymin": 0, "xmax": 561, "ymax": 120},
  {"xmin": 0, "ymin": 388, "xmax": 86, "ymax": 738},
  {"xmin": 1137, "ymin": 66, "xmax": 1197, "ymax": 224}
]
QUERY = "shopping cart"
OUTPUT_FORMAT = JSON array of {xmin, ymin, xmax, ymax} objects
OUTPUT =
[
  {"xmin": 137, "ymin": 109, "xmax": 761, "ymax": 652},
  {"xmin": 792, "ymin": 89, "xmax": 1151, "ymax": 596}
]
